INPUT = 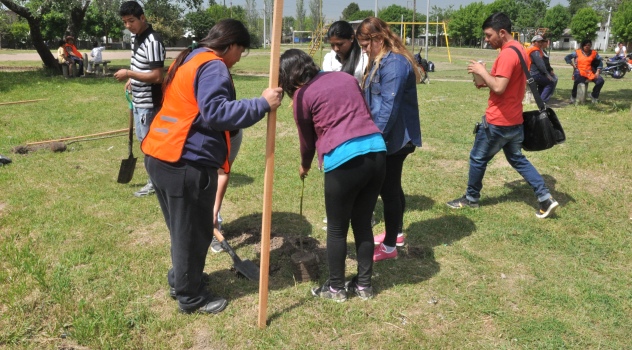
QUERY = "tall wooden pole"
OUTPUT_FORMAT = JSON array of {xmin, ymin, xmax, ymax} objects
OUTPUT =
[{"xmin": 258, "ymin": 0, "xmax": 284, "ymax": 330}]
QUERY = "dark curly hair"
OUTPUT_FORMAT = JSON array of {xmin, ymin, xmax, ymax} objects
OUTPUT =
[{"xmin": 278, "ymin": 49, "xmax": 320, "ymax": 98}]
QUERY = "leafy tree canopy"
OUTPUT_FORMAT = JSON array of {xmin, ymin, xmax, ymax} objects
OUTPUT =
[
  {"xmin": 347, "ymin": 9, "xmax": 373, "ymax": 21},
  {"xmin": 185, "ymin": 10, "xmax": 215, "ymax": 39},
  {"xmin": 341, "ymin": 2, "xmax": 360, "ymax": 20},
  {"xmin": 541, "ymin": 4, "xmax": 571, "ymax": 42},
  {"xmin": 448, "ymin": 2, "xmax": 487, "ymax": 45},
  {"xmin": 611, "ymin": 0, "xmax": 632, "ymax": 43},
  {"xmin": 570, "ymin": 7, "xmax": 600, "ymax": 41}
]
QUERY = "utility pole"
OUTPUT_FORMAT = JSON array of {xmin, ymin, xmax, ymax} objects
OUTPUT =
[
  {"xmin": 412, "ymin": 0, "xmax": 416, "ymax": 53},
  {"xmin": 374, "ymin": 0, "xmax": 378, "ymax": 17},
  {"xmin": 263, "ymin": 2, "xmax": 267, "ymax": 49},
  {"xmin": 424, "ymin": 0, "xmax": 429, "ymax": 59},
  {"xmin": 436, "ymin": 16, "xmax": 438, "ymax": 47},
  {"xmin": 604, "ymin": 7, "xmax": 612, "ymax": 52}
]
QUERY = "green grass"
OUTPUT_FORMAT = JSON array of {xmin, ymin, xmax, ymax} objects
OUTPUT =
[{"xmin": 1, "ymin": 48, "xmax": 631, "ymax": 349}]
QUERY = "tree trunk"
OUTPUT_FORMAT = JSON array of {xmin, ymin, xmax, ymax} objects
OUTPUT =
[
  {"xmin": 67, "ymin": 1, "xmax": 92, "ymax": 39},
  {"xmin": 0, "ymin": 0, "xmax": 59, "ymax": 70}
]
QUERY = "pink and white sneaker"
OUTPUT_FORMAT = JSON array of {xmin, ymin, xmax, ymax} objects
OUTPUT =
[
  {"xmin": 373, "ymin": 232, "xmax": 405, "ymax": 246},
  {"xmin": 373, "ymin": 243, "xmax": 398, "ymax": 262}
]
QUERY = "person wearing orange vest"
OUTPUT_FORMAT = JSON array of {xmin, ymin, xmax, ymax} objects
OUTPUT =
[
  {"xmin": 141, "ymin": 19, "xmax": 283, "ymax": 315},
  {"xmin": 527, "ymin": 35, "xmax": 556, "ymax": 103},
  {"xmin": 565, "ymin": 39, "xmax": 605, "ymax": 104},
  {"xmin": 64, "ymin": 36, "xmax": 84, "ymax": 76}
]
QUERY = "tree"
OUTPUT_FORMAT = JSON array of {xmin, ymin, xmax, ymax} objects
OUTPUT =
[
  {"xmin": 570, "ymin": 7, "xmax": 600, "ymax": 41},
  {"xmin": 10, "ymin": 20, "xmax": 30, "ymax": 48},
  {"xmin": 568, "ymin": 0, "xmax": 590, "ymax": 16},
  {"xmin": 283, "ymin": 15, "xmax": 295, "ymax": 35},
  {"xmin": 0, "ymin": 0, "xmax": 64, "ymax": 69},
  {"xmin": 245, "ymin": 0, "xmax": 259, "ymax": 34},
  {"xmin": 341, "ymin": 2, "xmax": 360, "ymax": 20},
  {"xmin": 379, "ymin": 5, "xmax": 424, "ymax": 37},
  {"xmin": 144, "ymin": 0, "xmax": 185, "ymax": 45},
  {"xmin": 83, "ymin": 0, "xmax": 122, "ymax": 43},
  {"xmin": 308, "ymin": 0, "xmax": 320, "ymax": 31},
  {"xmin": 448, "ymin": 2, "xmax": 487, "ymax": 46},
  {"xmin": 612, "ymin": 0, "xmax": 632, "ymax": 44},
  {"xmin": 486, "ymin": 0, "xmax": 519, "ymax": 24},
  {"xmin": 185, "ymin": 10, "xmax": 215, "ymax": 39},
  {"xmin": 514, "ymin": 0, "xmax": 549, "ymax": 32},
  {"xmin": 347, "ymin": 10, "xmax": 373, "ymax": 21},
  {"xmin": 541, "ymin": 4, "xmax": 571, "ymax": 43},
  {"xmin": 296, "ymin": 0, "xmax": 305, "ymax": 30},
  {"xmin": 429, "ymin": 5, "xmax": 454, "ymax": 22}
]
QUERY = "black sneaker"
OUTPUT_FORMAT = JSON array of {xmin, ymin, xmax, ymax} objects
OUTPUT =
[
  {"xmin": 345, "ymin": 277, "xmax": 373, "ymax": 300},
  {"xmin": 170, "ymin": 272, "xmax": 210, "ymax": 299},
  {"xmin": 536, "ymin": 198, "xmax": 559, "ymax": 219},
  {"xmin": 447, "ymin": 196, "xmax": 479, "ymax": 209},
  {"xmin": 179, "ymin": 296, "xmax": 228, "ymax": 314},
  {"xmin": 311, "ymin": 281, "xmax": 347, "ymax": 302},
  {"xmin": 210, "ymin": 236, "xmax": 224, "ymax": 253},
  {"xmin": 0, "ymin": 155, "xmax": 11, "ymax": 165}
]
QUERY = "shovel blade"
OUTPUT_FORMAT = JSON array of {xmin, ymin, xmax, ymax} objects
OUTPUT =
[
  {"xmin": 234, "ymin": 259, "xmax": 260, "ymax": 281},
  {"xmin": 219, "ymin": 240, "xmax": 260, "ymax": 282},
  {"xmin": 117, "ymin": 156, "xmax": 137, "ymax": 184}
]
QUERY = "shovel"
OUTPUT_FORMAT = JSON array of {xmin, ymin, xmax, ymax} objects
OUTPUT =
[
  {"xmin": 117, "ymin": 91, "xmax": 137, "ymax": 184},
  {"xmin": 213, "ymin": 228, "xmax": 259, "ymax": 281}
]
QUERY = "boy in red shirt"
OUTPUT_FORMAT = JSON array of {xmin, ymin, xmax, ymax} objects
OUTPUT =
[{"xmin": 447, "ymin": 12, "xmax": 559, "ymax": 219}]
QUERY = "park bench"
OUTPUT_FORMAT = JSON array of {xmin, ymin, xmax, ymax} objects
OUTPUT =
[
  {"xmin": 83, "ymin": 53, "xmax": 111, "ymax": 76},
  {"xmin": 61, "ymin": 61, "xmax": 80, "ymax": 78}
]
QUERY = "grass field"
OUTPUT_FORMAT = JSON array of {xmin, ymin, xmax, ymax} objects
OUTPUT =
[{"xmin": 0, "ymin": 47, "xmax": 631, "ymax": 349}]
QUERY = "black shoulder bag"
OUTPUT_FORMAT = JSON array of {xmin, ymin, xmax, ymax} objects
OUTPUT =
[{"xmin": 508, "ymin": 46, "xmax": 566, "ymax": 151}]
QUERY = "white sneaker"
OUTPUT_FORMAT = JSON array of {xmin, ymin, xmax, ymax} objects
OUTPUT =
[
  {"xmin": 569, "ymin": 96, "xmax": 576, "ymax": 104},
  {"xmin": 590, "ymin": 94, "xmax": 598, "ymax": 104},
  {"xmin": 134, "ymin": 181, "xmax": 155, "ymax": 197}
]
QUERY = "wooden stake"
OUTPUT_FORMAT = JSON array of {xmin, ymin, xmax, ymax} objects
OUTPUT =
[
  {"xmin": 0, "ymin": 99, "xmax": 48, "ymax": 106},
  {"xmin": 25, "ymin": 128, "xmax": 128, "ymax": 146},
  {"xmin": 258, "ymin": 0, "xmax": 285, "ymax": 329}
]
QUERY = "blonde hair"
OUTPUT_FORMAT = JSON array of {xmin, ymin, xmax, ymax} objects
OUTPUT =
[{"xmin": 356, "ymin": 17, "xmax": 420, "ymax": 86}]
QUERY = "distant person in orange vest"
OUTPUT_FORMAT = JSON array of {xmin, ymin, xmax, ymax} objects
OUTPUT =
[
  {"xmin": 64, "ymin": 36, "xmax": 84, "ymax": 75},
  {"xmin": 565, "ymin": 39, "xmax": 604, "ymax": 104},
  {"xmin": 141, "ymin": 19, "xmax": 282, "ymax": 315},
  {"xmin": 526, "ymin": 35, "xmax": 556, "ymax": 103}
]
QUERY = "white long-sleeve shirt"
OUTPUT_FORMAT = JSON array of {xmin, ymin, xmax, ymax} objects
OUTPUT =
[{"xmin": 322, "ymin": 50, "xmax": 368, "ymax": 84}]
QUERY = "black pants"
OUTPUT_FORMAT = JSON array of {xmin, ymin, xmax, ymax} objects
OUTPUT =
[
  {"xmin": 324, "ymin": 151, "xmax": 386, "ymax": 289},
  {"xmin": 145, "ymin": 156, "xmax": 217, "ymax": 311},
  {"xmin": 380, "ymin": 150, "xmax": 412, "ymax": 248}
]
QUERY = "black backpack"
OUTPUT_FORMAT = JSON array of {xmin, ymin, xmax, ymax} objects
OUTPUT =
[{"xmin": 414, "ymin": 53, "xmax": 430, "ymax": 72}]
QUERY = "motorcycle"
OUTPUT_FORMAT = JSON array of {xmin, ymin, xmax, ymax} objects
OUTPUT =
[{"xmin": 602, "ymin": 53, "xmax": 632, "ymax": 79}]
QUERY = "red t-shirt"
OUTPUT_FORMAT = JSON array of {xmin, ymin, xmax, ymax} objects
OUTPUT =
[{"xmin": 486, "ymin": 41, "xmax": 526, "ymax": 126}]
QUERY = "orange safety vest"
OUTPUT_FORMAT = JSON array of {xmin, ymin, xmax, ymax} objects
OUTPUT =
[
  {"xmin": 525, "ymin": 45, "xmax": 543, "ymax": 69},
  {"xmin": 575, "ymin": 49, "xmax": 597, "ymax": 80},
  {"xmin": 141, "ymin": 50, "xmax": 231, "ymax": 173}
]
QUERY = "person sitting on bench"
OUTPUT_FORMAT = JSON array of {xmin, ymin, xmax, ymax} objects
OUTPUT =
[
  {"xmin": 64, "ymin": 36, "xmax": 84, "ymax": 76},
  {"xmin": 88, "ymin": 41, "xmax": 106, "ymax": 73}
]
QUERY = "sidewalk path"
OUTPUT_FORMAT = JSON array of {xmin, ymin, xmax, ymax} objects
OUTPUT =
[{"xmin": 0, "ymin": 50, "xmax": 183, "ymax": 61}]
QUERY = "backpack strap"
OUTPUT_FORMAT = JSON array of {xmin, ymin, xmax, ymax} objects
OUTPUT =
[{"xmin": 507, "ymin": 45, "xmax": 546, "ymax": 112}]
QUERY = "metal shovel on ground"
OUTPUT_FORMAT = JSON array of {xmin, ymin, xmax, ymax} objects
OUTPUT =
[
  {"xmin": 117, "ymin": 91, "xmax": 137, "ymax": 184},
  {"xmin": 213, "ymin": 228, "xmax": 259, "ymax": 281}
]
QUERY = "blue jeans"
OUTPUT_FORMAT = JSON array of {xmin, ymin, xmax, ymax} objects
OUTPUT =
[
  {"xmin": 533, "ymin": 73, "xmax": 557, "ymax": 103},
  {"xmin": 465, "ymin": 119, "xmax": 551, "ymax": 203},
  {"xmin": 133, "ymin": 107, "xmax": 157, "ymax": 142},
  {"xmin": 571, "ymin": 72, "xmax": 605, "ymax": 99}
]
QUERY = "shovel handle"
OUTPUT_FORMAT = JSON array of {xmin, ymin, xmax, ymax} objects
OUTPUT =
[
  {"xmin": 126, "ymin": 90, "xmax": 135, "ymax": 157},
  {"xmin": 213, "ymin": 228, "xmax": 241, "ymax": 262}
]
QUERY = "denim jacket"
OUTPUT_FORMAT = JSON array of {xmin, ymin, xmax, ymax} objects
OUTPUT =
[{"xmin": 363, "ymin": 51, "xmax": 422, "ymax": 155}]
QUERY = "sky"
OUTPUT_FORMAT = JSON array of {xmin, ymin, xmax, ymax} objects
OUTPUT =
[{"xmin": 206, "ymin": 0, "xmax": 568, "ymax": 22}]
